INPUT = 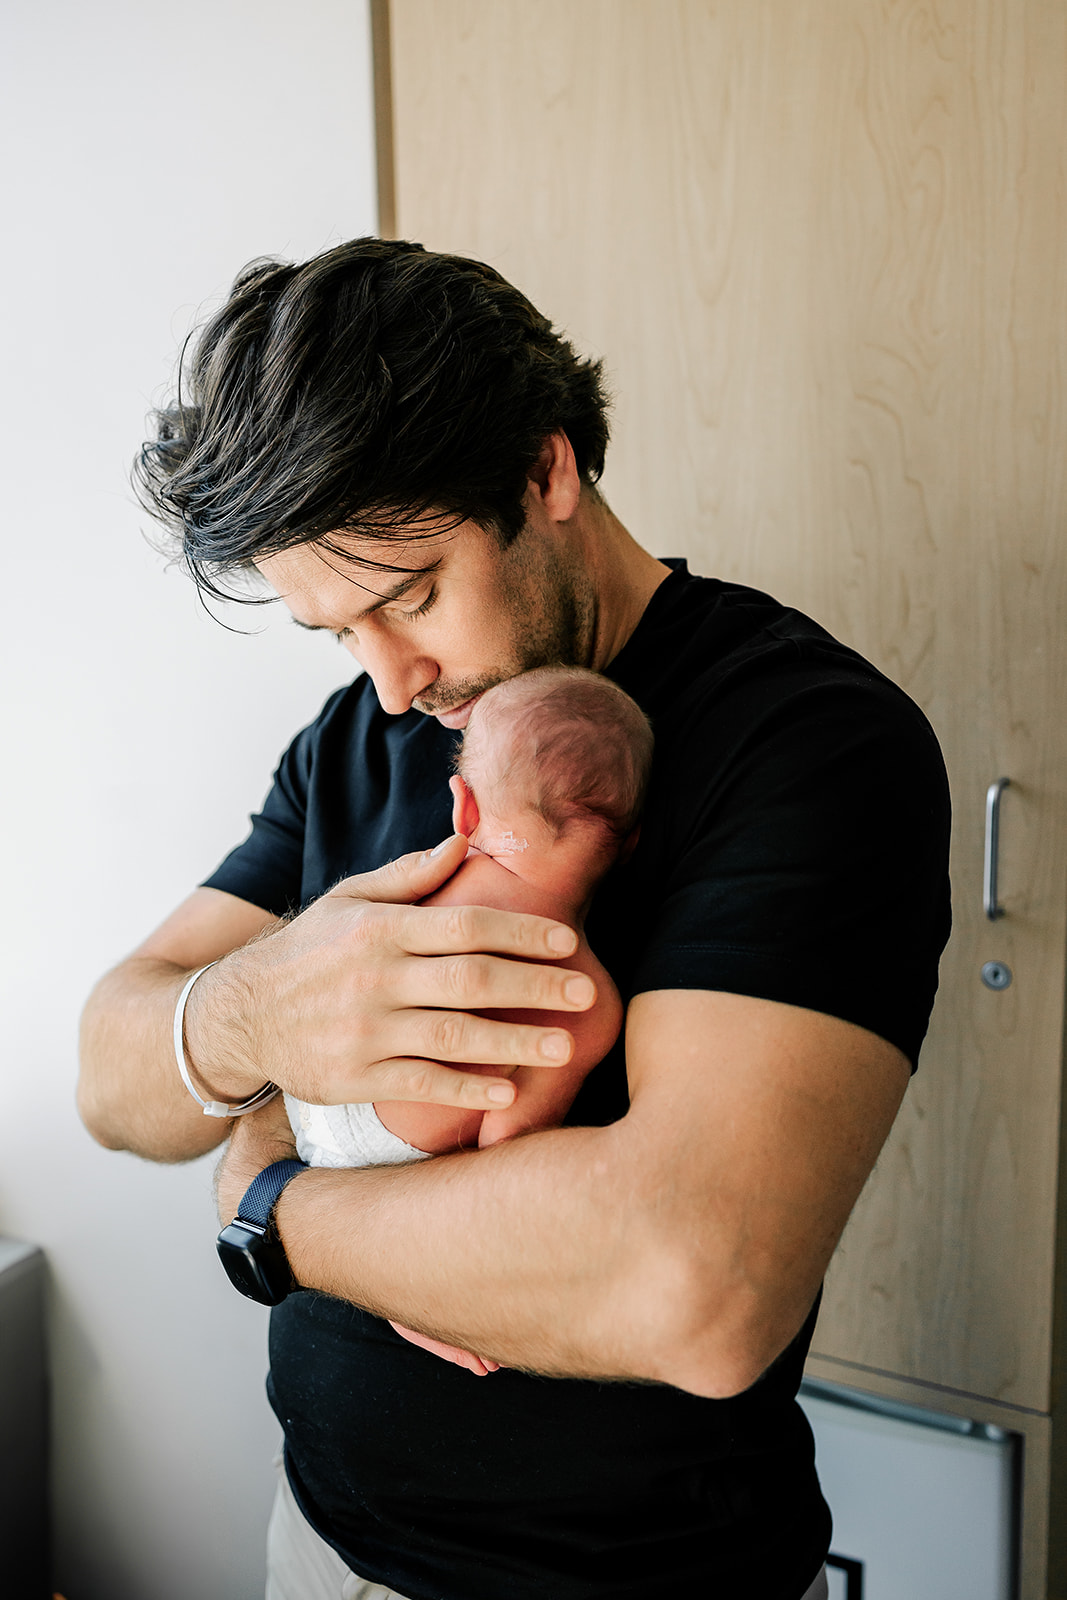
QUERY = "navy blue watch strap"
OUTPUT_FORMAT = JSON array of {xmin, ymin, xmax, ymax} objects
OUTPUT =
[{"xmin": 236, "ymin": 1159, "xmax": 309, "ymax": 1229}]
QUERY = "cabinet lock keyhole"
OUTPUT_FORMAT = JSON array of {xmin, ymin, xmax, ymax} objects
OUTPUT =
[{"xmin": 981, "ymin": 961, "xmax": 1013, "ymax": 991}]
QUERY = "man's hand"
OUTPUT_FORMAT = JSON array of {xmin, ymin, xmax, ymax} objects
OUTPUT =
[
  {"xmin": 184, "ymin": 834, "xmax": 592, "ymax": 1116},
  {"xmin": 215, "ymin": 1093, "xmax": 299, "ymax": 1227},
  {"xmin": 78, "ymin": 834, "xmax": 591, "ymax": 1165}
]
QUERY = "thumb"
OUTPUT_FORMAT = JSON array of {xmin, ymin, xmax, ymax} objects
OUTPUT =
[{"xmin": 332, "ymin": 832, "xmax": 469, "ymax": 907}]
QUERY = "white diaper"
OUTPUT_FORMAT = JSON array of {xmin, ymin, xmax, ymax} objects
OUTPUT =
[{"xmin": 284, "ymin": 1093, "xmax": 433, "ymax": 1169}]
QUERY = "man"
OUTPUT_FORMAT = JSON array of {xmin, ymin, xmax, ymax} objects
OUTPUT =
[{"xmin": 78, "ymin": 237, "xmax": 951, "ymax": 1600}]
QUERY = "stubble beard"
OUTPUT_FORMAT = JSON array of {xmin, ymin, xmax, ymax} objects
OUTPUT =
[{"xmin": 416, "ymin": 533, "xmax": 595, "ymax": 717}]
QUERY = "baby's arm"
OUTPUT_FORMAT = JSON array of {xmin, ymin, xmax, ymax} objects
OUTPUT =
[
  {"xmin": 373, "ymin": 855, "xmax": 584, "ymax": 1153},
  {"xmin": 376, "ymin": 857, "xmax": 619, "ymax": 1373},
  {"xmin": 476, "ymin": 1056, "xmax": 590, "ymax": 1148},
  {"xmin": 385, "ymin": 964, "xmax": 620, "ymax": 1369},
  {"xmin": 376, "ymin": 949, "xmax": 620, "ymax": 1151},
  {"xmin": 372, "ymin": 1064, "xmax": 500, "ymax": 1154},
  {"xmin": 475, "ymin": 957, "xmax": 622, "ymax": 1146}
]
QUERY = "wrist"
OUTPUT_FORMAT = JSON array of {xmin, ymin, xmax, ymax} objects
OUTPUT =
[
  {"xmin": 272, "ymin": 1163, "xmax": 353, "ymax": 1291},
  {"xmin": 216, "ymin": 1158, "xmax": 310, "ymax": 1305},
  {"xmin": 182, "ymin": 958, "xmax": 267, "ymax": 1104}
]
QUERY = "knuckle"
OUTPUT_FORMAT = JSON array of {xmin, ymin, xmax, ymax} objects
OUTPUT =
[
  {"xmin": 345, "ymin": 908, "xmax": 378, "ymax": 950},
  {"xmin": 345, "ymin": 1006, "xmax": 375, "ymax": 1047},
  {"xmin": 442, "ymin": 904, "xmax": 476, "ymax": 945},
  {"xmin": 508, "ymin": 1026, "xmax": 539, "ymax": 1062},
  {"xmin": 351, "ymin": 903, "xmax": 398, "ymax": 953},
  {"xmin": 516, "ymin": 914, "xmax": 552, "ymax": 955},
  {"xmin": 428, "ymin": 1012, "xmax": 468, "ymax": 1060},
  {"xmin": 445, "ymin": 953, "xmax": 486, "ymax": 1002},
  {"xmin": 342, "ymin": 944, "xmax": 384, "ymax": 1000},
  {"xmin": 458, "ymin": 1073, "xmax": 491, "ymax": 1105},
  {"xmin": 371, "ymin": 902, "xmax": 401, "ymax": 938},
  {"xmin": 405, "ymin": 1063, "xmax": 439, "ymax": 1101}
]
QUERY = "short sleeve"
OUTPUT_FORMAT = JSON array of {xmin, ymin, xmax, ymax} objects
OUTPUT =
[
  {"xmin": 200, "ymin": 718, "xmax": 317, "ymax": 918},
  {"xmin": 627, "ymin": 678, "xmax": 952, "ymax": 1068}
]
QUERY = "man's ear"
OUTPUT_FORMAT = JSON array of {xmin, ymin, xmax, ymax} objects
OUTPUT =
[
  {"xmin": 618, "ymin": 823, "xmax": 641, "ymax": 865},
  {"xmin": 449, "ymin": 774, "xmax": 481, "ymax": 838},
  {"xmin": 526, "ymin": 430, "xmax": 581, "ymax": 523}
]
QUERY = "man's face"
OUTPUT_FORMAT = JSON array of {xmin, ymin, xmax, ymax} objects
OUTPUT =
[{"xmin": 256, "ymin": 517, "xmax": 593, "ymax": 730}]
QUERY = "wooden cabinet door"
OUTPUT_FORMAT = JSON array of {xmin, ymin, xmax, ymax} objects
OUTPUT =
[{"xmin": 381, "ymin": 0, "xmax": 1067, "ymax": 1411}]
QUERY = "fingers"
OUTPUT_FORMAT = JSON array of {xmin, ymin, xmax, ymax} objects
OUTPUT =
[
  {"xmin": 400, "ymin": 901, "xmax": 578, "ymax": 961},
  {"xmin": 331, "ymin": 834, "xmax": 471, "ymax": 908},
  {"xmin": 367, "ymin": 1057, "xmax": 522, "ymax": 1110},
  {"xmin": 400, "ymin": 949, "xmax": 595, "ymax": 1020},
  {"xmin": 332, "ymin": 863, "xmax": 580, "ymax": 965},
  {"xmin": 381, "ymin": 1008, "xmax": 576, "ymax": 1072},
  {"xmin": 262, "ymin": 839, "xmax": 590, "ymax": 1108}
]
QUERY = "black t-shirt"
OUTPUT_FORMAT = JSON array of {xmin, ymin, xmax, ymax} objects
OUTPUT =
[{"xmin": 204, "ymin": 561, "xmax": 951, "ymax": 1600}]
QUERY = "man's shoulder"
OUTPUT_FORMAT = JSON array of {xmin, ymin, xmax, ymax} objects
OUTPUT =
[{"xmin": 620, "ymin": 561, "xmax": 932, "ymax": 749}]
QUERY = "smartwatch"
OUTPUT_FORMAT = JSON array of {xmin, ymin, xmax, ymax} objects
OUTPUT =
[{"xmin": 216, "ymin": 1159, "xmax": 309, "ymax": 1306}]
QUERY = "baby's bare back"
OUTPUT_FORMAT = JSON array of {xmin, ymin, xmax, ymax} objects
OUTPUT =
[{"xmin": 375, "ymin": 853, "xmax": 622, "ymax": 1153}]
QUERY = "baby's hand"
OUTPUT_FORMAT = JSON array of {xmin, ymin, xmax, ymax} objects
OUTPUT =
[{"xmin": 388, "ymin": 1320, "xmax": 501, "ymax": 1376}]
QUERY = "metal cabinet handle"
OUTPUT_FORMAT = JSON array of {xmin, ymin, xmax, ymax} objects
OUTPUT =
[{"xmin": 984, "ymin": 777, "xmax": 1011, "ymax": 921}]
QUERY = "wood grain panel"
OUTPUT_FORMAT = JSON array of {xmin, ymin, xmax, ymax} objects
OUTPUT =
[
  {"xmin": 797, "ymin": 0, "xmax": 1067, "ymax": 1413},
  {"xmin": 386, "ymin": 0, "xmax": 1067, "ymax": 1409},
  {"xmin": 370, "ymin": 0, "xmax": 397, "ymax": 238}
]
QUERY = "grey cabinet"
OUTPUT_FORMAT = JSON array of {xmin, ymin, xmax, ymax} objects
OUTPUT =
[{"xmin": 0, "ymin": 1240, "xmax": 48, "ymax": 1599}]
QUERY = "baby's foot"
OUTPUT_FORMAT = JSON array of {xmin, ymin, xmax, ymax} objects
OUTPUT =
[{"xmin": 389, "ymin": 1321, "xmax": 501, "ymax": 1375}]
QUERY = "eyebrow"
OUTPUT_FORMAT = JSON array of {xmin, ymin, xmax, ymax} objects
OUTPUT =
[{"xmin": 290, "ymin": 563, "xmax": 441, "ymax": 632}]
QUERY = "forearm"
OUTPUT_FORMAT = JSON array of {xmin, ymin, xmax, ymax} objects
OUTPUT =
[
  {"xmin": 80, "ymin": 848, "xmax": 590, "ymax": 1167},
  {"xmin": 77, "ymin": 956, "xmax": 260, "ymax": 1161},
  {"xmin": 275, "ymin": 1120, "xmax": 708, "ymax": 1389}
]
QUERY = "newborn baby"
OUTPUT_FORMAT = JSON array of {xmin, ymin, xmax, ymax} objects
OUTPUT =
[{"xmin": 285, "ymin": 665, "xmax": 653, "ymax": 1370}]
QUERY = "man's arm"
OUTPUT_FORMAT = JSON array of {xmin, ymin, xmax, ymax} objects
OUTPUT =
[
  {"xmin": 78, "ymin": 835, "xmax": 591, "ymax": 1163},
  {"xmin": 77, "ymin": 887, "xmax": 279, "ymax": 1161},
  {"xmin": 232, "ymin": 988, "xmax": 909, "ymax": 1399}
]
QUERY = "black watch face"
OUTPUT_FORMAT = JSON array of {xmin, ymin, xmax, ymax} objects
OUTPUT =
[{"xmin": 217, "ymin": 1223, "xmax": 293, "ymax": 1307}]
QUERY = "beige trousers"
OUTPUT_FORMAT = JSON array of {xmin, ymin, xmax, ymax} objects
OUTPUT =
[{"xmin": 265, "ymin": 1462, "xmax": 831, "ymax": 1600}]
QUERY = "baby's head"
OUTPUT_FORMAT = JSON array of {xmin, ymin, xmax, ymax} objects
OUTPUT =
[{"xmin": 451, "ymin": 667, "xmax": 653, "ymax": 900}]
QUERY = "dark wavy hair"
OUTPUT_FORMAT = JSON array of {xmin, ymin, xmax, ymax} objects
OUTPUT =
[{"xmin": 135, "ymin": 237, "xmax": 612, "ymax": 600}]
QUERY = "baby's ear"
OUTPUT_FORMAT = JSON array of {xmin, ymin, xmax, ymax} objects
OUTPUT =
[{"xmin": 449, "ymin": 774, "xmax": 481, "ymax": 838}]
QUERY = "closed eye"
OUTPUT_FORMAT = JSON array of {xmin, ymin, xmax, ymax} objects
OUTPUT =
[
  {"xmin": 400, "ymin": 585, "xmax": 437, "ymax": 621},
  {"xmin": 330, "ymin": 588, "xmax": 433, "ymax": 640}
]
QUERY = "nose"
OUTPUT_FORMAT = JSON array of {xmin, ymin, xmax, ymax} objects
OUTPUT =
[{"xmin": 347, "ymin": 634, "xmax": 438, "ymax": 716}]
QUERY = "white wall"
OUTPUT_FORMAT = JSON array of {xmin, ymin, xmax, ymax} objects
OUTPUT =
[{"xmin": 0, "ymin": 4, "xmax": 375, "ymax": 1595}]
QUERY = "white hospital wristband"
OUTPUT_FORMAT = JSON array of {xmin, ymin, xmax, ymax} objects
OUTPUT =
[{"xmin": 173, "ymin": 962, "xmax": 279, "ymax": 1118}]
